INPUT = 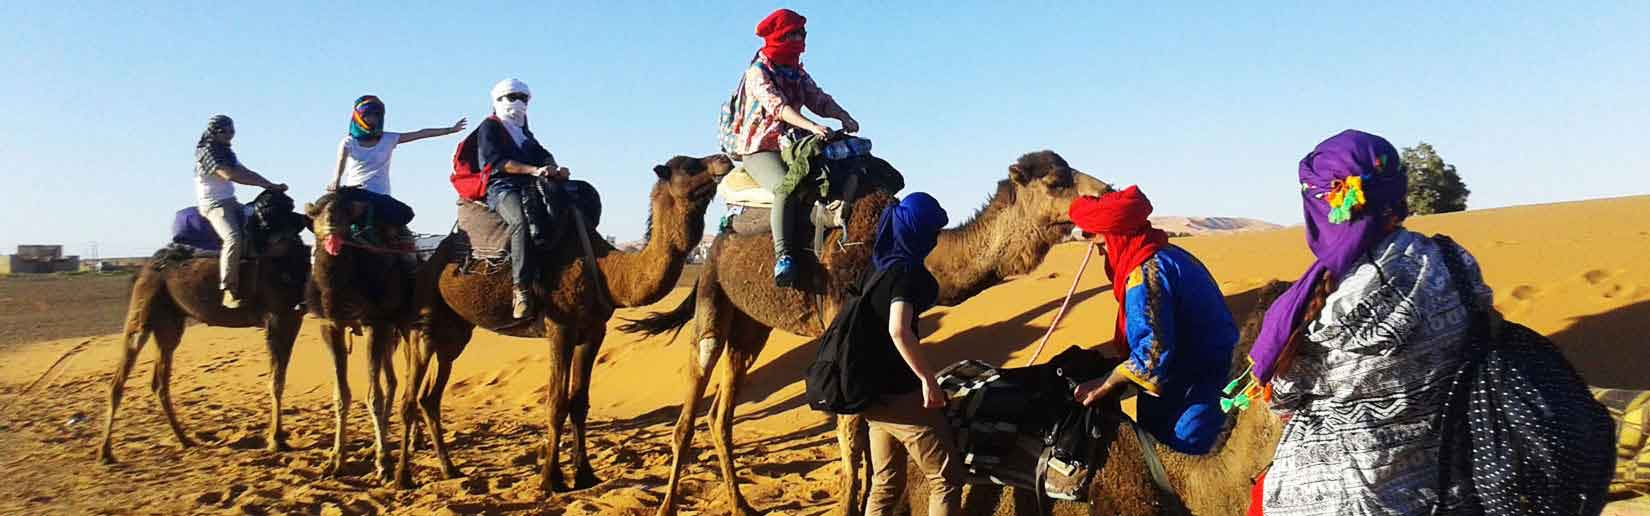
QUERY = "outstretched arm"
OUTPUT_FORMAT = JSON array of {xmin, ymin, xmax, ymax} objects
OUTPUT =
[{"xmin": 398, "ymin": 117, "xmax": 468, "ymax": 144}]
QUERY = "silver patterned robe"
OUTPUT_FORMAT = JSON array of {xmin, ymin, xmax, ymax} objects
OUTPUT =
[{"xmin": 1264, "ymin": 230, "xmax": 1493, "ymax": 516}]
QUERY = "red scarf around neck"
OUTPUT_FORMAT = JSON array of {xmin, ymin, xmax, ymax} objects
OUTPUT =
[{"xmin": 1069, "ymin": 186, "xmax": 1169, "ymax": 344}]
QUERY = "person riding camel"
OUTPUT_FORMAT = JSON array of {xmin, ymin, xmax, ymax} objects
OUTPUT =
[
  {"xmin": 475, "ymin": 78, "xmax": 571, "ymax": 319},
  {"xmin": 326, "ymin": 94, "xmax": 465, "ymax": 245},
  {"xmin": 724, "ymin": 8, "xmax": 860, "ymax": 287},
  {"xmin": 193, "ymin": 114, "xmax": 289, "ymax": 308},
  {"xmin": 1067, "ymin": 186, "xmax": 1237, "ymax": 455}
]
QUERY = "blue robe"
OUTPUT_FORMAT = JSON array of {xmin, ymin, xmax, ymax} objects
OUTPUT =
[{"xmin": 1116, "ymin": 245, "xmax": 1237, "ymax": 455}]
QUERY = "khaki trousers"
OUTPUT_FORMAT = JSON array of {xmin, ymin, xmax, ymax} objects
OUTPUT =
[{"xmin": 863, "ymin": 390, "xmax": 964, "ymax": 516}]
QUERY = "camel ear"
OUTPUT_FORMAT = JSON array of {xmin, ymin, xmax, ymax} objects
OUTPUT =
[
  {"xmin": 654, "ymin": 164, "xmax": 672, "ymax": 180},
  {"xmin": 1009, "ymin": 164, "xmax": 1030, "ymax": 184},
  {"xmin": 303, "ymin": 202, "xmax": 319, "ymax": 218}
]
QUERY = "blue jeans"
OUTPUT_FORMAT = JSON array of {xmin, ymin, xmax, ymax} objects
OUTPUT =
[{"xmin": 486, "ymin": 183, "xmax": 540, "ymax": 288}]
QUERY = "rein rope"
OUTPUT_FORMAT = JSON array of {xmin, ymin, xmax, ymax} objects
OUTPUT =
[{"xmin": 1023, "ymin": 242, "xmax": 1097, "ymax": 367}]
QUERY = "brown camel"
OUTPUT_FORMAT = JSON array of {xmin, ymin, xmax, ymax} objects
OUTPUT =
[
  {"xmin": 97, "ymin": 189, "xmax": 312, "ymax": 464},
  {"xmin": 303, "ymin": 191, "xmax": 418, "ymax": 481},
  {"xmin": 394, "ymin": 154, "xmax": 731, "ymax": 492},
  {"xmin": 620, "ymin": 151, "xmax": 1111, "ymax": 516},
  {"xmin": 904, "ymin": 281, "xmax": 1290, "ymax": 516}
]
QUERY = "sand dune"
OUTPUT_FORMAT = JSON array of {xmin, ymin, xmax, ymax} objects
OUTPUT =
[{"xmin": 1, "ymin": 196, "xmax": 1646, "ymax": 514}]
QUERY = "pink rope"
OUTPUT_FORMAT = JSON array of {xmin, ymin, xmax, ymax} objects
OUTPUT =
[{"xmin": 1023, "ymin": 242, "xmax": 1097, "ymax": 367}]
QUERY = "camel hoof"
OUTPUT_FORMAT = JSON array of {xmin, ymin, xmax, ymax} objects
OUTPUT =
[
  {"xmin": 322, "ymin": 459, "xmax": 345, "ymax": 478},
  {"xmin": 394, "ymin": 470, "xmax": 417, "ymax": 490},
  {"xmin": 266, "ymin": 439, "xmax": 291, "ymax": 453},
  {"xmin": 733, "ymin": 501, "xmax": 760, "ymax": 516},
  {"xmin": 440, "ymin": 464, "xmax": 465, "ymax": 479},
  {"xmin": 96, "ymin": 450, "xmax": 117, "ymax": 465},
  {"xmin": 177, "ymin": 437, "xmax": 198, "ymax": 449},
  {"xmin": 572, "ymin": 471, "xmax": 601, "ymax": 491}
]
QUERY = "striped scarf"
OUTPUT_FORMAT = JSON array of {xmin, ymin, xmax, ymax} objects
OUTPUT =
[{"xmin": 350, "ymin": 95, "xmax": 384, "ymax": 140}]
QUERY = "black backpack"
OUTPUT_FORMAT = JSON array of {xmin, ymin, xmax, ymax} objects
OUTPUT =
[
  {"xmin": 806, "ymin": 267, "xmax": 894, "ymax": 414},
  {"xmin": 1430, "ymin": 235, "xmax": 1616, "ymax": 516}
]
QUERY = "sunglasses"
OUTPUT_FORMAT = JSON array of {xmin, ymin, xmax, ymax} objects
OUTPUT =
[{"xmin": 502, "ymin": 93, "xmax": 530, "ymax": 102}]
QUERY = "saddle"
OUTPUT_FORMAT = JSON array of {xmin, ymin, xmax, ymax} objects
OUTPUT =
[
  {"xmin": 718, "ymin": 141, "xmax": 904, "ymax": 257},
  {"xmin": 450, "ymin": 180, "xmax": 603, "ymax": 263},
  {"xmin": 936, "ymin": 346, "xmax": 1128, "ymax": 505}
]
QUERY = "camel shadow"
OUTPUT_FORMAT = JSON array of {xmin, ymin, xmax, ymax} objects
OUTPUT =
[{"xmin": 1548, "ymin": 299, "xmax": 1650, "ymax": 389}]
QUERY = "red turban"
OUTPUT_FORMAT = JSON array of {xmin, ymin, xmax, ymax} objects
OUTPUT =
[
  {"xmin": 756, "ymin": 9, "xmax": 807, "ymax": 67},
  {"xmin": 1068, "ymin": 186, "xmax": 1170, "ymax": 345}
]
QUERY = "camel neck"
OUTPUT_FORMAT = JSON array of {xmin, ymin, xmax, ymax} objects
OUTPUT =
[
  {"xmin": 595, "ymin": 185, "xmax": 706, "ymax": 307},
  {"xmin": 927, "ymin": 185, "xmax": 1056, "ymax": 306}
]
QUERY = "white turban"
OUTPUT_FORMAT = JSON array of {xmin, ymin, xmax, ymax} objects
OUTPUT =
[
  {"xmin": 490, "ymin": 78, "xmax": 531, "ymax": 142},
  {"xmin": 490, "ymin": 78, "xmax": 530, "ymax": 101}
]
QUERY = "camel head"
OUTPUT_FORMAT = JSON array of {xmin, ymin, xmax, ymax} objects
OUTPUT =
[
  {"xmin": 1001, "ymin": 150, "xmax": 1112, "ymax": 240},
  {"xmin": 652, "ymin": 154, "xmax": 732, "ymax": 213},
  {"xmin": 246, "ymin": 188, "xmax": 312, "ymax": 258},
  {"xmin": 303, "ymin": 190, "xmax": 359, "ymax": 257}
]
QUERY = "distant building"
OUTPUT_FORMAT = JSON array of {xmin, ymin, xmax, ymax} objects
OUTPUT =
[{"xmin": 7, "ymin": 245, "xmax": 81, "ymax": 274}]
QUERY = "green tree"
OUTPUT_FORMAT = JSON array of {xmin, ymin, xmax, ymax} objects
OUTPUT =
[{"xmin": 1402, "ymin": 142, "xmax": 1469, "ymax": 215}]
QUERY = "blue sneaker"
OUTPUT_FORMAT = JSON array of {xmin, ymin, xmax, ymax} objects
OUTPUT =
[{"xmin": 773, "ymin": 255, "xmax": 797, "ymax": 288}]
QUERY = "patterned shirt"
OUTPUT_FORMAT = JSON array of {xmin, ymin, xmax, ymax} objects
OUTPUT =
[
  {"xmin": 194, "ymin": 142, "xmax": 240, "ymax": 205},
  {"xmin": 729, "ymin": 56, "xmax": 847, "ymax": 157},
  {"xmin": 1264, "ymin": 230, "xmax": 1493, "ymax": 516}
]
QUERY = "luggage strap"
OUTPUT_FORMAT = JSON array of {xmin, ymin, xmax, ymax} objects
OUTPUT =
[{"xmin": 1132, "ymin": 420, "xmax": 1185, "ymax": 513}]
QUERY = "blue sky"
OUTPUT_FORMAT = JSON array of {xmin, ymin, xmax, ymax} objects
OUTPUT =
[{"xmin": 3, "ymin": 2, "xmax": 1646, "ymax": 258}]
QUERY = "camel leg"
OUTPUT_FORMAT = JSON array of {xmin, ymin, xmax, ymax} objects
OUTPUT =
[
  {"xmin": 835, "ymin": 414, "xmax": 870, "ymax": 516},
  {"xmin": 540, "ymin": 319, "xmax": 576, "ymax": 494},
  {"xmin": 365, "ymin": 323, "xmax": 397, "ymax": 483},
  {"xmin": 320, "ymin": 323, "xmax": 352, "ymax": 476},
  {"xmin": 419, "ymin": 341, "xmax": 463, "ymax": 478},
  {"xmin": 263, "ymin": 311, "xmax": 300, "ymax": 452},
  {"xmin": 395, "ymin": 326, "xmax": 434, "ymax": 489},
  {"xmin": 708, "ymin": 316, "xmax": 768, "ymax": 516},
  {"xmin": 149, "ymin": 313, "xmax": 193, "ymax": 449},
  {"xmin": 655, "ymin": 332, "xmax": 726, "ymax": 516},
  {"xmin": 565, "ymin": 325, "xmax": 604, "ymax": 490},
  {"xmin": 97, "ymin": 320, "xmax": 152, "ymax": 464}
]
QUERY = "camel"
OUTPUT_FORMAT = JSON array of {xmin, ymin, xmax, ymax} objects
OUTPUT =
[
  {"xmin": 97, "ymin": 189, "xmax": 312, "ymax": 464},
  {"xmin": 303, "ymin": 190, "xmax": 419, "ymax": 481},
  {"xmin": 903, "ymin": 281, "xmax": 1290, "ymax": 516},
  {"xmin": 394, "ymin": 154, "xmax": 731, "ymax": 492},
  {"xmin": 620, "ymin": 150, "xmax": 1110, "ymax": 516}
]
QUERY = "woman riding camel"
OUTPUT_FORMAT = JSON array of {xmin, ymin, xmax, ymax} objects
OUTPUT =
[
  {"xmin": 193, "ymin": 114, "xmax": 288, "ymax": 308},
  {"xmin": 475, "ymin": 78, "xmax": 571, "ymax": 319},
  {"xmin": 327, "ymin": 94, "xmax": 465, "ymax": 234},
  {"xmin": 1068, "ymin": 186, "xmax": 1237, "ymax": 455},
  {"xmin": 725, "ymin": 8, "xmax": 860, "ymax": 286},
  {"xmin": 1252, "ymin": 130, "xmax": 1492, "ymax": 515}
]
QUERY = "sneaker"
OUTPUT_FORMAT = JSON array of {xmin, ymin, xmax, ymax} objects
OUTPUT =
[
  {"xmin": 221, "ymin": 290, "xmax": 242, "ymax": 309},
  {"xmin": 512, "ymin": 288, "xmax": 531, "ymax": 319},
  {"xmin": 773, "ymin": 255, "xmax": 797, "ymax": 288}
]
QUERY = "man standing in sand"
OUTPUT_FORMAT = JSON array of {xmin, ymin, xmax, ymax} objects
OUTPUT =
[{"xmin": 193, "ymin": 114, "xmax": 288, "ymax": 308}]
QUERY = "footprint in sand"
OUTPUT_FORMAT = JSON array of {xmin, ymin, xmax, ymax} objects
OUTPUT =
[{"xmin": 1508, "ymin": 285, "xmax": 1540, "ymax": 301}]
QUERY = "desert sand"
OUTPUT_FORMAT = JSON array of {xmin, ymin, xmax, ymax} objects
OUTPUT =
[{"xmin": 1, "ymin": 196, "xmax": 1646, "ymax": 515}]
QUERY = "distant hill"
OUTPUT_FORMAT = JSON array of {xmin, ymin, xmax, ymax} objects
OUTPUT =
[{"xmin": 1151, "ymin": 216, "xmax": 1281, "ymax": 236}]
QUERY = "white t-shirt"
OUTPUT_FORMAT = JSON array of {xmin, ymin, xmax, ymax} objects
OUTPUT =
[
  {"xmin": 339, "ymin": 132, "xmax": 401, "ymax": 195},
  {"xmin": 195, "ymin": 172, "xmax": 235, "ymax": 206}
]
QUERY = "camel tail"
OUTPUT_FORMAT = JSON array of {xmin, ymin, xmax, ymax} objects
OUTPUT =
[{"xmin": 618, "ymin": 280, "xmax": 696, "ymax": 339}]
